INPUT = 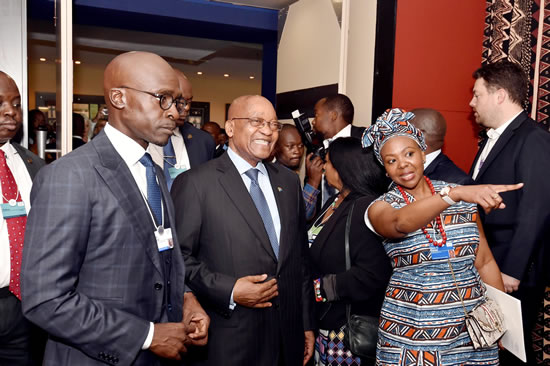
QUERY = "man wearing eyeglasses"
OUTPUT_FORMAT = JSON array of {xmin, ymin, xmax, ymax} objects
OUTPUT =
[
  {"xmin": 21, "ymin": 51, "xmax": 209, "ymax": 365},
  {"xmin": 150, "ymin": 69, "xmax": 215, "ymax": 190},
  {"xmin": 172, "ymin": 95, "xmax": 315, "ymax": 366}
]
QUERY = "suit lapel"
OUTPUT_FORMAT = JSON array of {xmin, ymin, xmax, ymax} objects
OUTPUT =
[
  {"xmin": 12, "ymin": 143, "xmax": 42, "ymax": 180},
  {"xmin": 469, "ymin": 138, "xmax": 487, "ymax": 177},
  {"xmin": 92, "ymin": 132, "xmax": 163, "ymax": 276},
  {"xmin": 217, "ymin": 154, "xmax": 277, "ymax": 262},
  {"xmin": 181, "ymin": 123, "xmax": 197, "ymax": 168},
  {"xmin": 265, "ymin": 163, "xmax": 287, "ymax": 265},
  {"xmin": 310, "ymin": 197, "xmax": 352, "ymax": 256},
  {"xmin": 475, "ymin": 113, "xmax": 525, "ymax": 180}
]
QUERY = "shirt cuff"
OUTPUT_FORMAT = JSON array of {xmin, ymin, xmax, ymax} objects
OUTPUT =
[
  {"xmin": 303, "ymin": 183, "xmax": 320, "ymax": 195},
  {"xmin": 141, "ymin": 322, "xmax": 154, "ymax": 350},
  {"xmin": 229, "ymin": 288, "xmax": 236, "ymax": 310}
]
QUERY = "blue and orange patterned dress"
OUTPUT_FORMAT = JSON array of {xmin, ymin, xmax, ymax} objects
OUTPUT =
[{"xmin": 369, "ymin": 181, "xmax": 499, "ymax": 366}]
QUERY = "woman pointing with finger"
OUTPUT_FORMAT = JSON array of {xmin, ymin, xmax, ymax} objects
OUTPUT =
[{"xmin": 362, "ymin": 108, "xmax": 522, "ymax": 366}]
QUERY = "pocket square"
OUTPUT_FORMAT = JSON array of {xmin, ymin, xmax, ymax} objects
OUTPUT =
[{"xmin": 277, "ymin": 187, "xmax": 283, "ymax": 192}]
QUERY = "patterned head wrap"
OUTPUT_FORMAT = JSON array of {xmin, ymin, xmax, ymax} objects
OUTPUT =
[{"xmin": 362, "ymin": 108, "xmax": 427, "ymax": 164}]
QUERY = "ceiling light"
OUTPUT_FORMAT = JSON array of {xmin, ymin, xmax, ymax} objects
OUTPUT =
[
  {"xmin": 74, "ymin": 60, "xmax": 81, "ymax": 65},
  {"xmin": 39, "ymin": 58, "xmax": 46, "ymax": 62},
  {"xmin": 223, "ymin": 74, "xmax": 230, "ymax": 78},
  {"xmin": 249, "ymin": 76, "xmax": 255, "ymax": 80},
  {"xmin": 197, "ymin": 71, "xmax": 203, "ymax": 75}
]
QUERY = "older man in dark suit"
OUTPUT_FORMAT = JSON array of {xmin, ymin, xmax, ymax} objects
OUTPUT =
[
  {"xmin": 21, "ymin": 51, "xmax": 208, "ymax": 365},
  {"xmin": 410, "ymin": 108, "xmax": 473, "ymax": 185},
  {"xmin": 150, "ymin": 69, "xmax": 214, "ymax": 190},
  {"xmin": 0, "ymin": 71, "xmax": 45, "ymax": 365},
  {"xmin": 172, "ymin": 95, "xmax": 315, "ymax": 366},
  {"xmin": 469, "ymin": 60, "xmax": 550, "ymax": 365}
]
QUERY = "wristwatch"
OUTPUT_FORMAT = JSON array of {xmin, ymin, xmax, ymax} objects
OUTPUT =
[{"xmin": 439, "ymin": 186, "xmax": 457, "ymax": 205}]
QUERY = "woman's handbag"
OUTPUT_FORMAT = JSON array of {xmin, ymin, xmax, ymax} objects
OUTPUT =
[
  {"xmin": 343, "ymin": 313, "xmax": 379, "ymax": 360},
  {"xmin": 342, "ymin": 202, "xmax": 378, "ymax": 360},
  {"xmin": 448, "ymin": 260, "xmax": 506, "ymax": 349}
]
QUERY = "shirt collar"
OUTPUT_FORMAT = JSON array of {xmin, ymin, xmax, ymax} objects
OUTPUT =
[
  {"xmin": 323, "ymin": 124, "xmax": 352, "ymax": 148},
  {"xmin": 227, "ymin": 146, "xmax": 268, "ymax": 177},
  {"xmin": 0, "ymin": 141, "xmax": 17, "ymax": 159},
  {"xmin": 488, "ymin": 111, "xmax": 522, "ymax": 139},
  {"xmin": 424, "ymin": 149, "xmax": 441, "ymax": 169},
  {"xmin": 104, "ymin": 123, "xmax": 148, "ymax": 166}
]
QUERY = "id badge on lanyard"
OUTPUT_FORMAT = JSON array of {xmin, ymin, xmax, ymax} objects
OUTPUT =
[
  {"xmin": 430, "ymin": 241, "xmax": 455, "ymax": 260},
  {"xmin": 168, "ymin": 165, "xmax": 188, "ymax": 180},
  {"xmin": 1, "ymin": 200, "xmax": 26, "ymax": 218},
  {"xmin": 155, "ymin": 226, "xmax": 174, "ymax": 252}
]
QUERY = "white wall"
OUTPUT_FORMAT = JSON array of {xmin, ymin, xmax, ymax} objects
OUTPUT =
[
  {"xmin": 277, "ymin": 0, "xmax": 341, "ymax": 93},
  {"xmin": 0, "ymin": 1, "xmax": 27, "ymax": 145},
  {"xmin": 343, "ymin": 0, "xmax": 377, "ymax": 126},
  {"xmin": 277, "ymin": 0, "xmax": 377, "ymax": 127}
]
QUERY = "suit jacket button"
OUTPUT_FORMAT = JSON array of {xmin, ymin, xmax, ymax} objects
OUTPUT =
[{"xmin": 154, "ymin": 283, "xmax": 163, "ymax": 290}]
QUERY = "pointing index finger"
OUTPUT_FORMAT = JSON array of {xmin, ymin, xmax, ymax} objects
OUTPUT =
[{"xmin": 494, "ymin": 182, "xmax": 523, "ymax": 193}]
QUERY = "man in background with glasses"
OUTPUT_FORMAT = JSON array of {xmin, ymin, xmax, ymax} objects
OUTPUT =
[
  {"xmin": 21, "ymin": 51, "xmax": 209, "ymax": 365},
  {"xmin": 172, "ymin": 95, "xmax": 315, "ymax": 366},
  {"xmin": 150, "ymin": 69, "xmax": 215, "ymax": 190}
]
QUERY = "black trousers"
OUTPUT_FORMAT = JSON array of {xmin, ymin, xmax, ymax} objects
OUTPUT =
[{"xmin": 0, "ymin": 288, "xmax": 45, "ymax": 366}]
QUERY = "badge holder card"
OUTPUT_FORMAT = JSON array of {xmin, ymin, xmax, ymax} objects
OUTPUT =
[{"xmin": 1, "ymin": 198, "xmax": 26, "ymax": 219}]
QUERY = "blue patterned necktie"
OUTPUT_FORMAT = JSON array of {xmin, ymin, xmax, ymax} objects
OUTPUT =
[
  {"xmin": 139, "ymin": 152, "xmax": 162, "ymax": 226},
  {"xmin": 163, "ymin": 137, "xmax": 177, "ymax": 191},
  {"xmin": 244, "ymin": 168, "xmax": 279, "ymax": 259}
]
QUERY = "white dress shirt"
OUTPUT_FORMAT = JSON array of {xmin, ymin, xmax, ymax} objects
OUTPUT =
[
  {"xmin": 0, "ymin": 142, "xmax": 33, "ymax": 288},
  {"xmin": 472, "ymin": 111, "xmax": 521, "ymax": 180},
  {"xmin": 226, "ymin": 147, "xmax": 281, "ymax": 242},
  {"xmin": 424, "ymin": 149, "xmax": 441, "ymax": 170},
  {"xmin": 103, "ymin": 123, "xmax": 158, "ymax": 349},
  {"xmin": 150, "ymin": 128, "xmax": 191, "ymax": 171},
  {"xmin": 322, "ymin": 124, "xmax": 352, "ymax": 149}
]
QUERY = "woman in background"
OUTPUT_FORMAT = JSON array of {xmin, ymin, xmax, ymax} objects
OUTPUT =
[{"xmin": 309, "ymin": 137, "xmax": 392, "ymax": 366}]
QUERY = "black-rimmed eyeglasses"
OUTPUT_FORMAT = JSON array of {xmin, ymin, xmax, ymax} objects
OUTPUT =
[
  {"xmin": 119, "ymin": 86, "xmax": 189, "ymax": 111},
  {"xmin": 231, "ymin": 117, "xmax": 283, "ymax": 131}
]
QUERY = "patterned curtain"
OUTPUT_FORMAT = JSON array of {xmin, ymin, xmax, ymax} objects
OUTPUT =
[
  {"xmin": 482, "ymin": 1, "xmax": 550, "ymax": 364},
  {"xmin": 482, "ymin": 0, "xmax": 550, "ymax": 129}
]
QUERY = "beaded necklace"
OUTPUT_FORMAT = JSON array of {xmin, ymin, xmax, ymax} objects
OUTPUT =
[{"xmin": 396, "ymin": 176, "xmax": 447, "ymax": 247}]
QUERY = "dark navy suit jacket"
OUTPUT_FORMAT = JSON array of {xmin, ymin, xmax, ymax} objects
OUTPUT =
[
  {"xmin": 469, "ymin": 111, "xmax": 550, "ymax": 287},
  {"xmin": 424, "ymin": 152, "xmax": 473, "ymax": 185},
  {"xmin": 180, "ymin": 122, "xmax": 215, "ymax": 168}
]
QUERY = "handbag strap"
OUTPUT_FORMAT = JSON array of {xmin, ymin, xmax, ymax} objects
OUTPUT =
[
  {"xmin": 345, "ymin": 201, "xmax": 356, "ymax": 323},
  {"xmin": 447, "ymin": 259, "xmax": 469, "ymax": 317}
]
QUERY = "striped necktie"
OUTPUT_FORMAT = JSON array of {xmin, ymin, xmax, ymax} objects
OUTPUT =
[{"xmin": 244, "ymin": 168, "xmax": 279, "ymax": 259}]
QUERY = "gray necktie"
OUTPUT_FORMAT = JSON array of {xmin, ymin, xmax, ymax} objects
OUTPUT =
[{"xmin": 244, "ymin": 168, "xmax": 279, "ymax": 259}]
